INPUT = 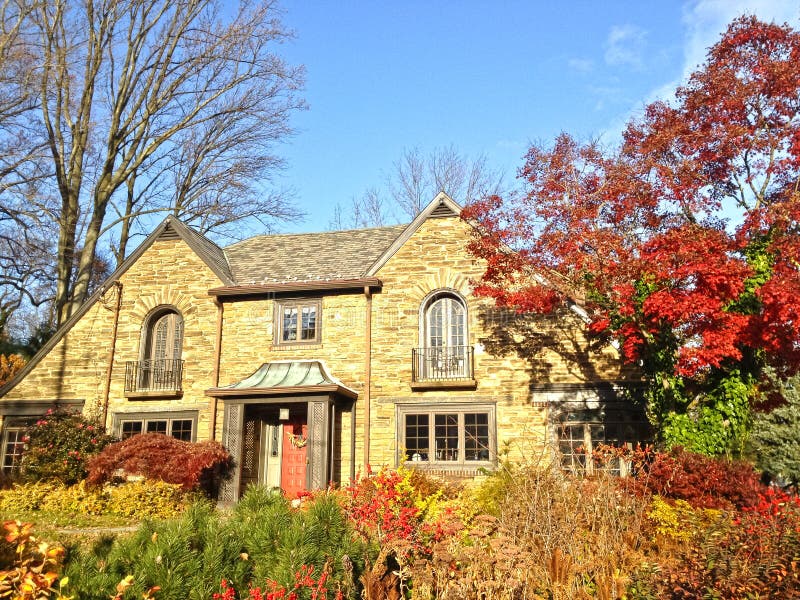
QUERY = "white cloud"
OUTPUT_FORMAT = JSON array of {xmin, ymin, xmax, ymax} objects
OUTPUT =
[
  {"xmin": 567, "ymin": 57, "xmax": 594, "ymax": 73},
  {"xmin": 604, "ymin": 24, "xmax": 648, "ymax": 69},
  {"xmin": 615, "ymin": 0, "xmax": 800, "ymax": 132}
]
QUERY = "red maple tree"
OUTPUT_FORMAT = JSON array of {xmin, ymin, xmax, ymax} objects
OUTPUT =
[{"xmin": 464, "ymin": 17, "xmax": 800, "ymax": 449}]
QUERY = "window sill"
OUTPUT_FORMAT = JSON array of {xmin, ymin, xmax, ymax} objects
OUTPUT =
[
  {"xmin": 271, "ymin": 343, "xmax": 323, "ymax": 351},
  {"xmin": 410, "ymin": 379, "xmax": 477, "ymax": 391},
  {"xmin": 125, "ymin": 390, "xmax": 183, "ymax": 400},
  {"xmin": 402, "ymin": 463, "xmax": 494, "ymax": 479}
]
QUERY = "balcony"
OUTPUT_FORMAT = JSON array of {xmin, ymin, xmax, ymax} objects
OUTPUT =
[
  {"xmin": 124, "ymin": 359, "xmax": 184, "ymax": 398},
  {"xmin": 411, "ymin": 346, "xmax": 476, "ymax": 390}
]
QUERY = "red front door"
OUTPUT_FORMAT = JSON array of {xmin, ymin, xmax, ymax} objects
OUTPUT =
[{"xmin": 281, "ymin": 417, "xmax": 308, "ymax": 498}]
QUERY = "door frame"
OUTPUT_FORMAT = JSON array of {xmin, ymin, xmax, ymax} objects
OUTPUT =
[{"xmin": 218, "ymin": 394, "xmax": 350, "ymax": 503}]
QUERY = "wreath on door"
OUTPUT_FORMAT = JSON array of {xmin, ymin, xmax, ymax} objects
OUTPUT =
[{"xmin": 287, "ymin": 431, "xmax": 308, "ymax": 448}]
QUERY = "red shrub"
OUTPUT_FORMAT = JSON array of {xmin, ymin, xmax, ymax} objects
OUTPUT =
[
  {"xmin": 631, "ymin": 447, "xmax": 765, "ymax": 509},
  {"xmin": 652, "ymin": 488, "xmax": 800, "ymax": 597},
  {"xmin": 86, "ymin": 434, "xmax": 232, "ymax": 495}
]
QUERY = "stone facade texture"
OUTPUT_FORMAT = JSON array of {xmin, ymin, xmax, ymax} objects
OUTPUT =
[
  {"xmin": 1, "ymin": 207, "xmax": 631, "ymax": 485},
  {"xmin": 3, "ymin": 238, "xmax": 221, "ymax": 433}
]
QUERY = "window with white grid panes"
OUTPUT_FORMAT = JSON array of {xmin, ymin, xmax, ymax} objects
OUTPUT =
[
  {"xmin": 398, "ymin": 404, "xmax": 494, "ymax": 466},
  {"xmin": 554, "ymin": 404, "xmax": 651, "ymax": 476},
  {"xmin": 275, "ymin": 299, "xmax": 321, "ymax": 344}
]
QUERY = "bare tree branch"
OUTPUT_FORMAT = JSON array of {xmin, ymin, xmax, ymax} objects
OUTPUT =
[
  {"xmin": 0, "ymin": 0, "xmax": 305, "ymax": 327},
  {"xmin": 390, "ymin": 145, "xmax": 508, "ymax": 220}
]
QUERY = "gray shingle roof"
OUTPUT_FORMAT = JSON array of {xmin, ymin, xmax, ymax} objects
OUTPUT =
[
  {"xmin": 224, "ymin": 225, "xmax": 407, "ymax": 284},
  {"xmin": 164, "ymin": 217, "xmax": 235, "ymax": 285}
]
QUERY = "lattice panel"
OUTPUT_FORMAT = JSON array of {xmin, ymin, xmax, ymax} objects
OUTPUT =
[
  {"xmin": 219, "ymin": 404, "xmax": 243, "ymax": 504},
  {"xmin": 309, "ymin": 401, "xmax": 327, "ymax": 490},
  {"xmin": 241, "ymin": 418, "xmax": 257, "ymax": 477}
]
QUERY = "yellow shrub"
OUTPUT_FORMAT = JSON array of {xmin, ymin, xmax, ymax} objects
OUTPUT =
[
  {"xmin": 105, "ymin": 480, "xmax": 188, "ymax": 519},
  {"xmin": 0, "ymin": 481, "xmax": 61, "ymax": 512},
  {"xmin": 648, "ymin": 496, "xmax": 722, "ymax": 541},
  {"xmin": 0, "ymin": 480, "xmax": 187, "ymax": 520},
  {"xmin": 40, "ymin": 481, "xmax": 108, "ymax": 516}
]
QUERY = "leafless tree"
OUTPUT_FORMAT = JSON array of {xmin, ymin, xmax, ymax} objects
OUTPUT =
[
  {"xmin": 0, "ymin": 0, "xmax": 305, "ymax": 326},
  {"xmin": 333, "ymin": 145, "xmax": 508, "ymax": 229},
  {"xmin": 0, "ymin": 214, "xmax": 52, "ymax": 338},
  {"xmin": 390, "ymin": 145, "xmax": 507, "ymax": 219},
  {"xmin": 328, "ymin": 187, "xmax": 392, "ymax": 230}
]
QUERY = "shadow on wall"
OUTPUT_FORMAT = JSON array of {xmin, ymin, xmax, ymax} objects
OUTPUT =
[{"xmin": 477, "ymin": 306, "xmax": 618, "ymax": 385}]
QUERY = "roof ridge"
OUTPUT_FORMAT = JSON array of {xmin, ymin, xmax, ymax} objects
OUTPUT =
[{"xmin": 224, "ymin": 223, "xmax": 408, "ymax": 249}]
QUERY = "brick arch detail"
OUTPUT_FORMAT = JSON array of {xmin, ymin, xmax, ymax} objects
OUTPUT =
[
  {"xmin": 406, "ymin": 270, "xmax": 472, "ymax": 307},
  {"xmin": 130, "ymin": 288, "xmax": 197, "ymax": 323}
]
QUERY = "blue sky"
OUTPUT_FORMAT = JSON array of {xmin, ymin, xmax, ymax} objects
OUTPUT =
[{"xmin": 272, "ymin": 0, "xmax": 800, "ymax": 233}]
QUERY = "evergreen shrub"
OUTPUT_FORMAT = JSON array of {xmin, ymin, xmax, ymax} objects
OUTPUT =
[{"xmin": 63, "ymin": 487, "xmax": 368, "ymax": 600}]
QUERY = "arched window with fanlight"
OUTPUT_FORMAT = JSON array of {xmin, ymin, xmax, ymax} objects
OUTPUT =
[
  {"xmin": 414, "ymin": 291, "xmax": 472, "ymax": 382},
  {"xmin": 126, "ymin": 307, "xmax": 185, "ymax": 394}
]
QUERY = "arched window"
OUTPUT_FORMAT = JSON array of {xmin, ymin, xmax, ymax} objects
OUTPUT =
[
  {"xmin": 424, "ymin": 293, "xmax": 466, "ymax": 350},
  {"xmin": 416, "ymin": 291, "xmax": 470, "ymax": 381},
  {"xmin": 137, "ymin": 307, "xmax": 183, "ymax": 391}
]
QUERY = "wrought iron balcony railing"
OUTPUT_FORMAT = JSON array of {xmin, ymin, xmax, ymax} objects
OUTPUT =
[
  {"xmin": 124, "ymin": 359, "xmax": 184, "ymax": 393},
  {"xmin": 412, "ymin": 346, "xmax": 474, "ymax": 382}
]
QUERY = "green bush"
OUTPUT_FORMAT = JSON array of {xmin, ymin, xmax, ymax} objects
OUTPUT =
[
  {"xmin": 21, "ymin": 409, "xmax": 115, "ymax": 485},
  {"xmin": 748, "ymin": 371, "xmax": 800, "ymax": 488},
  {"xmin": 62, "ymin": 486, "xmax": 368, "ymax": 600}
]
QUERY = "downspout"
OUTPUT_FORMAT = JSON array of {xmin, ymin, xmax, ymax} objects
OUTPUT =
[
  {"xmin": 209, "ymin": 297, "xmax": 224, "ymax": 441},
  {"xmin": 350, "ymin": 403, "xmax": 356, "ymax": 482},
  {"xmin": 329, "ymin": 403, "xmax": 336, "ymax": 485},
  {"xmin": 362, "ymin": 285, "xmax": 372, "ymax": 471},
  {"xmin": 102, "ymin": 281, "xmax": 123, "ymax": 430}
]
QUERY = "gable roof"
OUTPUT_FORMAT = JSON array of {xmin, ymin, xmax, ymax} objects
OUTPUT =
[
  {"xmin": 162, "ymin": 217, "xmax": 234, "ymax": 285},
  {"xmin": 0, "ymin": 215, "xmax": 232, "ymax": 398},
  {"xmin": 0, "ymin": 195, "xmax": 468, "ymax": 398},
  {"xmin": 366, "ymin": 191, "xmax": 463, "ymax": 276},
  {"xmin": 224, "ymin": 225, "xmax": 406, "ymax": 284},
  {"xmin": 221, "ymin": 193, "xmax": 464, "ymax": 285}
]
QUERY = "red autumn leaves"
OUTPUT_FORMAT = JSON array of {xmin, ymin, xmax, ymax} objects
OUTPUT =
[{"xmin": 465, "ymin": 16, "xmax": 800, "ymax": 379}]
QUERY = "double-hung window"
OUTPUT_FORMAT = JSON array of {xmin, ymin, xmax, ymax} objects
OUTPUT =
[
  {"xmin": 398, "ymin": 404, "xmax": 494, "ymax": 467},
  {"xmin": 275, "ymin": 299, "xmax": 321, "ymax": 344}
]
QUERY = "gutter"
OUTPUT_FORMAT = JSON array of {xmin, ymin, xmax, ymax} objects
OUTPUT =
[
  {"xmin": 208, "ymin": 277, "xmax": 382, "ymax": 298},
  {"xmin": 362, "ymin": 285, "xmax": 372, "ymax": 471},
  {"xmin": 209, "ymin": 297, "xmax": 224, "ymax": 441}
]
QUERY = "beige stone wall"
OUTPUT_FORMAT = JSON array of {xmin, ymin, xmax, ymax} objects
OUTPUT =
[
  {"xmin": 368, "ymin": 215, "xmax": 627, "ymax": 467},
  {"xmin": 216, "ymin": 292, "xmax": 368, "ymax": 478},
  {"xmin": 2, "ymin": 214, "xmax": 630, "ymax": 483},
  {"xmin": 217, "ymin": 293, "xmax": 368, "ymax": 389},
  {"xmin": 2, "ymin": 238, "xmax": 222, "ymax": 438}
]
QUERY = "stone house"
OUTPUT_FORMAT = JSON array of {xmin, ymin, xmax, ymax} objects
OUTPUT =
[{"xmin": 0, "ymin": 193, "xmax": 647, "ymax": 499}]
